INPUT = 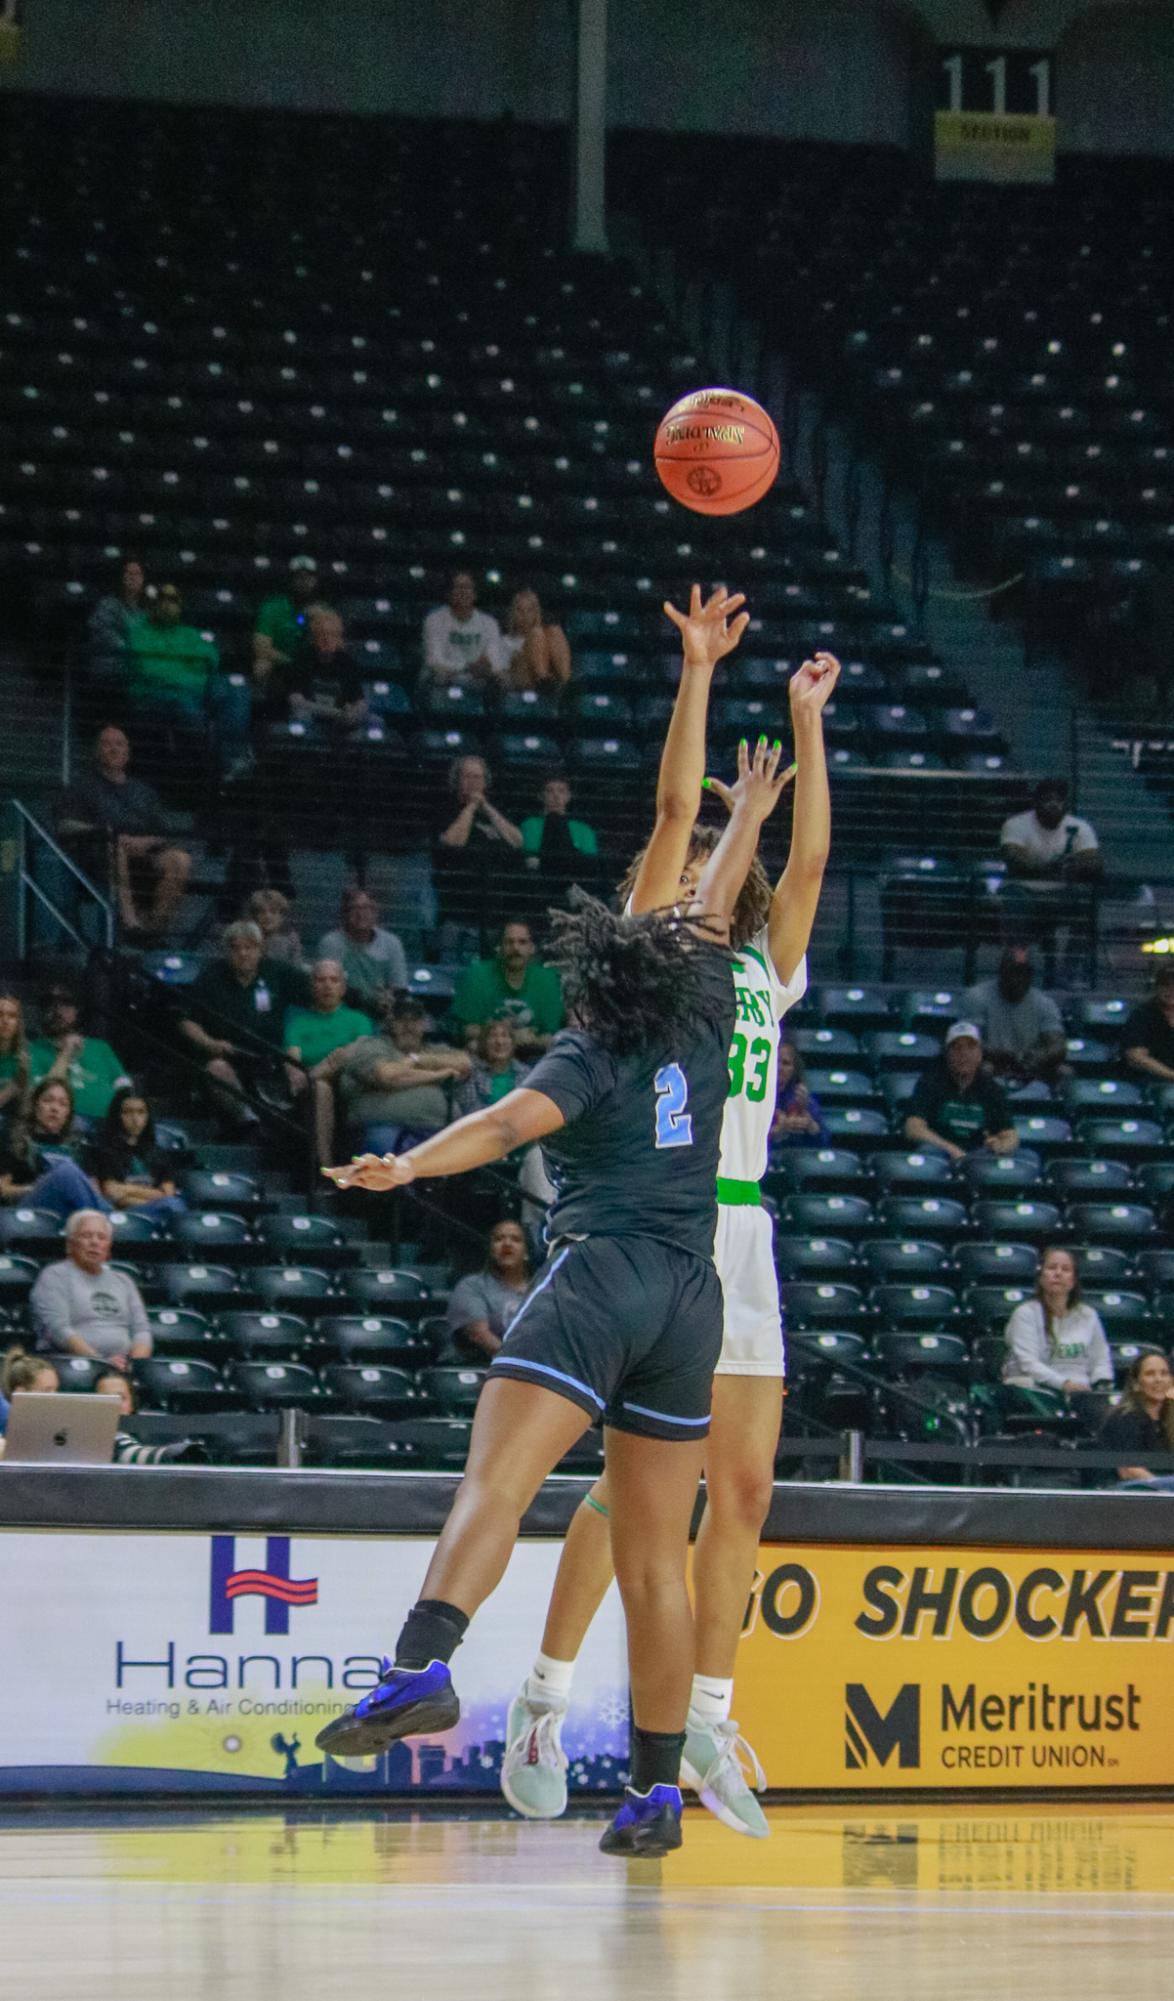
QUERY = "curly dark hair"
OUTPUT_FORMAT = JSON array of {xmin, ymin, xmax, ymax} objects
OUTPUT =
[
  {"xmin": 617, "ymin": 821, "xmax": 771, "ymax": 951},
  {"xmin": 548, "ymin": 890, "xmax": 728, "ymax": 1056}
]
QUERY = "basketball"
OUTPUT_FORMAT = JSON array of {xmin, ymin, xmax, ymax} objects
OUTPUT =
[{"xmin": 653, "ymin": 386, "xmax": 780, "ymax": 516}]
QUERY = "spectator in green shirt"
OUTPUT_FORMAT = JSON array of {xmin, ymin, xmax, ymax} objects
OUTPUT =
[
  {"xmin": 126, "ymin": 583, "xmax": 251, "ymax": 777},
  {"xmin": 28, "ymin": 982, "xmax": 132, "ymax": 1122},
  {"xmin": 452, "ymin": 920, "xmax": 564, "ymax": 1057},
  {"xmin": 519, "ymin": 773, "xmax": 600, "ymax": 907},
  {"xmin": 252, "ymin": 555, "xmax": 322, "ymax": 703},
  {"xmin": 283, "ymin": 959, "xmax": 373, "ymax": 1164},
  {"xmin": 177, "ymin": 921, "xmax": 307, "ymax": 1130}
]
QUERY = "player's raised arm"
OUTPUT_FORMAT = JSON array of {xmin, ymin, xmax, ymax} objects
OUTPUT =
[
  {"xmin": 693, "ymin": 737, "xmax": 794, "ymax": 945},
  {"xmin": 324, "ymin": 1088, "xmax": 567, "ymax": 1189},
  {"xmin": 629, "ymin": 585, "xmax": 749, "ymax": 915},
  {"xmin": 766, "ymin": 651, "xmax": 839, "ymax": 983}
]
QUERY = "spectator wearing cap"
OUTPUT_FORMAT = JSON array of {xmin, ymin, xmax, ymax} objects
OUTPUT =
[
  {"xmin": 30, "ymin": 1210, "xmax": 153, "ymax": 1369},
  {"xmin": 316, "ymin": 886, "xmax": 409, "ymax": 1008},
  {"xmin": 499, "ymin": 589, "xmax": 572, "ymax": 694},
  {"xmin": 178, "ymin": 920, "xmax": 307, "ymax": 1130},
  {"xmin": 452, "ymin": 919, "xmax": 564, "ymax": 1058},
  {"xmin": 253, "ymin": 556, "xmax": 321, "ymax": 692},
  {"xmin": 962, "ymin": 946, "xmax": 1068, "ymax": 1086},
  {"xmin": 126, "ymin": 582, "xmax": 251, "ymax": 777},
  {"xmin": 279, "ymin": 605, "xmax": 368, "ymax": 736},
  {"xmin": 1123, "ymin": 964, "xmax": 1174, "ymax": 1084},
  {"xmin": 904, "ymin": 1021, "xmax": 1018, "ymax": 1163},
  {"xmin": 422, "ymin": 571, "xmax": 503, "ymax": 688},
  {"xmin": 1000, "ymin": 778, "xmax": 1103, "ymax": 984},
  {"xmin": 87, "ymin": 556, "xmax": 147, "ymax": 689},
  {"xmin": 518, "ymin": 773, "xmax": 599, "ymax": 907},
  {"xmin": 28, "ymin": 984, "xmax": 131, "ymax": 1122},
  {"xmin": 326, "ymin": 995, "xmax": 471, "ymax": 1160},
  {"xmin": 58, "ymin": 725, "xmax": 192, "ymax": 938}
]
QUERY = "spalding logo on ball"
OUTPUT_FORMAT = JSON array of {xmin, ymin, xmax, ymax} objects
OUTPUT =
[{"xmin": 654, "ymin": 387, "xmax": 780, "ymax": 516}]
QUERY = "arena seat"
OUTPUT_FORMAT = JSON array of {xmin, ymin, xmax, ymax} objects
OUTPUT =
[
  {"xmin": 215, "ymin": 1311, "xmax": 313, "ymax": 1360},
  {"xmin": 226, "ymin": 1360, "xmax": 321, "ymax": 1410},
  {"xmin": 320, "ymin": 1364, "xmax": 419, "ymax": 1418}
]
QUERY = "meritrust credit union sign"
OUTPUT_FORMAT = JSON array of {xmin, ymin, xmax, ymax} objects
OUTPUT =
[{"xmin": 733, "ymin": 1542, "xmax": 1174, "ymax": 1790}]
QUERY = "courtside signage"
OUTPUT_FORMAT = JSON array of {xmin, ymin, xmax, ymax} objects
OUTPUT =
[
  {"xmin": 737, "ymin": 1542, "xmax": 1174, "ymax": 1788},
  {"xmin": 0, "ymin": 1531, "xmax": 628, "ymax": 1795}
]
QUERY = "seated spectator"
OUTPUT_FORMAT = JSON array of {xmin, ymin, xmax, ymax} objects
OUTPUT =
[
  {"xmin": 452, "ymin": 919, "xmax": 564, "ymax": 1057},
  {"xmin": 1000, "ymin": 779, "xmax": 1103, "ymax": 984},
  {"xmin": 443, "ymin": 1219, "xmax": 533, "ymax": 1361},
  {"xmin": 28, "ymin": 985, "xmax": 131, "ymax": 1122},
  {"xmin": 58, "ymin": 724, "xmax": 192, "ymax": 938},
  {"xmin": 519, "ymin": 773, "xmax": 599, "ymax": 905},
  {"xmin": 85, "ymin": 1087, "xmax": 187, "ymax": 1221},
  {"xmin": 327, "ymin": 996, "xmax": 471, "ymax": 1159},
  {"xmin": 1123, "ymin": 964, "xmax": 1174, "ymax": 1084},
  {"xmin": 1101, "ymin": 1349, "xmax": 1174, "ymax": 1488},
  {"xmin": 0, "ymin": 1348, "xmax": 60, "ymax": 1445},
  {"xmin": 280, "ymin": 606, "xmax": 368, "ymax": 736},
  {"xmin": 252, "ymin": 554, "xmax": 321, "ymax": 695},
  {"xmin": 30, "ymin": 1209, "xmax": 153, "ymax": 1368},
  {"xmin": 126, "ymin": 582, "xmax": 250, "ymax": 778},
  {"xmin": 87, "ymin": 556, "xmax": 147, "ymax": 688},
  {"xmin": 435, "ymin": 756, "xmax": 524, "ymax": 937},
  {"xmin": 1002, "ymin": 1246, "xmax": 1113, "ymax": 1394},
  {"xmin": 904, "ymin": 1021, "xmax": 1018, "ymax": 1161},
  {"xmin": 284, "ymin": 961, "xmax": 372, "ymax": 1073},
  {"xmin": 178, "ymin": 920, "xmax": 307, "ymax": 1130},
  {"xmin": 499, "ymin": 589, "xmax": 572, "ymax": 694},
  {"xmin": 962, "ymin": 945, "xmax": 1068, "ymax": 1085},
  {"xmin": 0, "ymin": 1079, "xmax": 87, "ymax": 1190},
  {"xmin": 769, "ymin": 1041, "xmax": 829, "ymax": 1151},
  {"xmin": 284, "ymin": 959, "xmax": 373, "ymax": 1164},
  {"xmin": 1001, "ymin": 779, "xmax": 1103, "ymax": 883},
  {"xmin": 0, "ymin": 986, "xmax": 31, "ymax": 1120},
  {"xmin": 0, "ymin": 1079, "xmax": 183, "ymax": 1225},
  {"xmin": 93, "ymin": 1370, "xmax": 202, "ymax": 1465},
  {"xmin": 317, "ymin": 886, "xmax": 408, "ymax": 1006},
  {"xmin": 248, "ymin": 887, "xmax": 304, "ymax": 967},
  {"xmin": 454, "ymin": 1018, "xmax": 532, "ymax": 1115},
  {"xmin": 422, "ymin": 570, "xmax": 503, "ymax": 687}
]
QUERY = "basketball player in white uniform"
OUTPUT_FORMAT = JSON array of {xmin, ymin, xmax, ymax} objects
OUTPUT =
[{"xmin": 500, "ymin": 585, "xmax": 838, "ymax": 1836}]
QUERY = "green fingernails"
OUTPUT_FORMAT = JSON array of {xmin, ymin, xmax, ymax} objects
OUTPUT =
[
  {"xmin": 701, "ymin": 777, "xmax": 712, "ymax": 789},
  {"xmin": 773, "ymin": 739, "xmax": 782, "ymax": 753},
  {"xmin": 758, "ymin": 734, "xmax": 767, "ymax": 746}
]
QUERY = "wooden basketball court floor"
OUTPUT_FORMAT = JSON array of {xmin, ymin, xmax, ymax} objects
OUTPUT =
[{"xmin": 3, "ymin": 1800, "xmax": 1172, "ymax": 2001}]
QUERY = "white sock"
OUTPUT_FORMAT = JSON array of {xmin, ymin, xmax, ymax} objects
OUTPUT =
[
  {"xmin": 525, "ymin": 1649, "xmax": 575, "ymax": 1707},
  {"xmin": 688, "ymin": 1675, "xmax": 734, "ymax": 1729}
]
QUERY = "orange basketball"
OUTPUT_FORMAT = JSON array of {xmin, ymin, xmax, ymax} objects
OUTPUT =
[{"xmin": 653, "ymin": 386, "xmax": 780, "ymax": 516}]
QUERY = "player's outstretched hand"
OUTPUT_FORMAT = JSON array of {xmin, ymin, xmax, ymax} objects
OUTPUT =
[
  {"xmin": 721, "ymin": 735, "xmax": 797, "ymax": 826},
  {"xmin": 789, "ymin": 650, "xmax": 841, "ymax": 719},
  {"xmin": 703, "ymin": 736, "xmax": 797, "ymax": 817},
  {"xmin": 663, "ymin": 583, "xmax": 749, "ymax": 672},
  {"xmin": 322, "ymin": 1153, "xmax": 417, "ymax": 1192}
]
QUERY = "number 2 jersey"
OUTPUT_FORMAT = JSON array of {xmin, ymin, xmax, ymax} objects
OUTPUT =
[
  {"xmin": 719, "ymin": 929, "xmax": 808, "ymax": 1187},
  {"xmin": 526, "ymin": 944, "xmax": 736, "ymax": 1262}
]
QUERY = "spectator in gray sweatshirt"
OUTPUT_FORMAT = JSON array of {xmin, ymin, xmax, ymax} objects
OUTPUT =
[{"xmin": 30, "ymin": 1209, "xmax": 153, "ymax": 1369}]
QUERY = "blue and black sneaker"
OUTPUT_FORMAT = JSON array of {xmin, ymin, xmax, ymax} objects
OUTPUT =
[
  {"xmin": 315, "ymin": 1659, "xmax": 460, "ymax": 1757},
  {"xmin": 599, "ymin": 1784, "xmax": 684, "ymax": 1858}
]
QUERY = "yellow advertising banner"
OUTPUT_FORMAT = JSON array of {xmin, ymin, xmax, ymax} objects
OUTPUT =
[
  {"xmin": 935, "ymin": 110, "xmax": 1056, "ymax": 184},
  {"xmin": 735, "ymin": 1543, "xmax": 1174, "ymax": 1789}
]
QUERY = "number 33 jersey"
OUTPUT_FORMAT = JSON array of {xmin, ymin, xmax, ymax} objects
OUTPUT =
[
  {"xmin": 720, "ymin": 931, "xmax": 808, "ymax": 1185},
  {"xmin": 528, "ymin": 945, "xmax": 736, "ymax": 1262}
]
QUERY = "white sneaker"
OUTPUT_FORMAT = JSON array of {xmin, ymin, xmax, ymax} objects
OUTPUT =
[
  {"xmin": 500, "ymin": 1692, "xmax": 569, "ymax": 1820},
  {"xmin": 680, "ymin": 1719, "xmax": 769, "ymax": 1839}
]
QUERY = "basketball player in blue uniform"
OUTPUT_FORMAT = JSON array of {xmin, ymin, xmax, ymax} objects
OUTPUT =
[{"xmin": 317, "ymin": 593, "xmax": 793, "ymax": 1857}]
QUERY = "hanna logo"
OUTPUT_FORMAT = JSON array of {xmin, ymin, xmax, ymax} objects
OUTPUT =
[
  {"xmin": 209, "ymin": 1535, "xmax": 319, "ymax": 1636},
  {"xmin": 845, "ymin": 1684, "xmax": 921, "ymax": 1771}
]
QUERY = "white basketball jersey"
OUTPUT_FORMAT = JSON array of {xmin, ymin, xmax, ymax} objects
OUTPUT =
[{"xmin": 718, "ymin": 929, "xmax": 808, "ymax": 1184}]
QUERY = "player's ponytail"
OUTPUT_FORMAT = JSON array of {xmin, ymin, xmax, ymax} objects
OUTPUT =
[{"xmin": 549, "ymin": 890, "xmax": 725, "ymax": 1056}]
